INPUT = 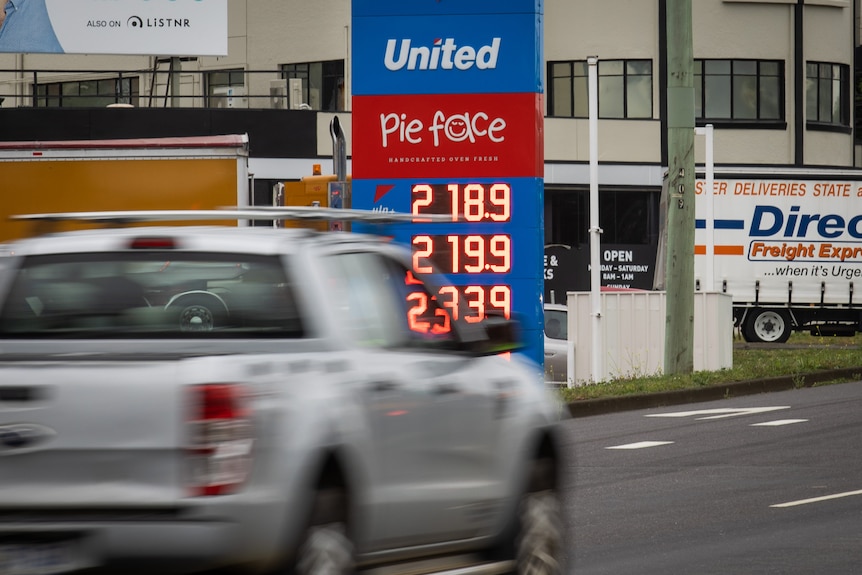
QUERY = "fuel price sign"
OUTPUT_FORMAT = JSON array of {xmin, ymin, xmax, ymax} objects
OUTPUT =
[{"xmin": 352, "ymin": 0, "xmax": 544, "ymax": 369}]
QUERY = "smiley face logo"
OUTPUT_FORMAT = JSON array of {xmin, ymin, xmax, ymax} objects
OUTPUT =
[{"xmin": 444, "ymin": 115, "xmax": 470, "ymax": 142}]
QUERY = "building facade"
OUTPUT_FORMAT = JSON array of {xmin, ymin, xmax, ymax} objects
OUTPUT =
[{"xmin": 0, "ymin": 0, "xmax": 859, "ymax": 297}]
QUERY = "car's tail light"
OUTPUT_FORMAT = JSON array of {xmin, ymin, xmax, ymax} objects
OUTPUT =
[
  {"xmin": 129, "ymin": 237, "xmax": 178, "ymax": 250},
  {"xmin": 186, "ymin": 383, "xmax": 254, "ymax": 496}
]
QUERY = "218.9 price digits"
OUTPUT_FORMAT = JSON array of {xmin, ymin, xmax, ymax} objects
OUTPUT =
[{"xmin": 412, "ymin": 182, "xmax": 511, "ymax": 222}]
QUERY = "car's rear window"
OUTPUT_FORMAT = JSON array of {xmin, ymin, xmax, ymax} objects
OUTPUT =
[
  {"xmin": 544, "ymin": 309, "xmax": 567, "ymax": 340},
  {"xmin": 0, "ymin": 252, "xmax": 305, "ymax": 338}
]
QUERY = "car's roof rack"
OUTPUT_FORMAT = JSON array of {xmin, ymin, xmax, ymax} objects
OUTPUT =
[{"xmin": 11, "ymin": 206, "xmax": 453, "ymax": 225}]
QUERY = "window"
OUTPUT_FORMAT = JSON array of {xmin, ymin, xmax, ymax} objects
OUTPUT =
[
  {"xmin": 546, "ymin": 189, "xmax": 587, "ymax": 246},
  {"xmin": 545, "ymin": 189, "xmax": 658, "ymax": 247},
  {"xmin": 694, "ymin": 59, "xmax": 783, "ymax": 123},
  {"xmin": 543, "ymin": 308, "xmax": 567, "ymax": 341},
  {"xmin": 0, "ymin": 253, "xmax": 304, "ymax": 338},
  {"xmin": 856, "ymin": 52, "xmax": 862, "ymax": 142},
  {"xmin": 599, "ymin": 190, "xmax": 658, "ymax": 245},
  {"xmin": 206, "ymin": 69, "xmax": 245, "ymax": 108},
  {"xmin": 319, "ymin": 251, "xmax": 459, "ymax": 350},
  {"xmin": 34, "ymin": 77, "xmax": 139, "ymax": 108},
  {"xmin": 281, "ymin": 60, "xmax": 345, "ymax": 111},
  {"xmin": 806, "ymin": 61, "xmax": 850, "ymax": 127},
  {"xmin": 547, "ymin": 59, "xmax": 653, "ymax": 119}
]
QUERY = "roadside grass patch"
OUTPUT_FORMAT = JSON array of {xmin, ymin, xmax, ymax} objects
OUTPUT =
[{"xmin": 559, "ymin": 332, "xmax": 862, "ymax": 402}]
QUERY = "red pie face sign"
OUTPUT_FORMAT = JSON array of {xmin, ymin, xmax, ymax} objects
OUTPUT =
[{"xmin": 352, "ymin": 92, "xmax": 543, "ymax": 180}]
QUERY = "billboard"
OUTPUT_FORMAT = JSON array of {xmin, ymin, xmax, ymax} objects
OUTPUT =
[
  {"xmin": 352, "ymin": 0, "xmax": 545, "ymax": 370},
  {"xmin": 0, "ymin": 0, "xmax": 227, "ymax": 55}
]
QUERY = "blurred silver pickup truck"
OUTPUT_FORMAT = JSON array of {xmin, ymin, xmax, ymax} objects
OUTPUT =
[{"xmin": 0, "ymin": 217, "xmax": 567, "ymax": 575}]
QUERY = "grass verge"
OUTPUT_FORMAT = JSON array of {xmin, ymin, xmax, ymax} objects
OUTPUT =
[{"xmin": 558, "ymin": 331, "xmax": 862, "ymax": 403}]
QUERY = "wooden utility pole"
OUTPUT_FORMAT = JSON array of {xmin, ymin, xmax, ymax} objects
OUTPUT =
[{"xmin": 664, "ymin": 0, "xmax": 695, "ymax": 375}]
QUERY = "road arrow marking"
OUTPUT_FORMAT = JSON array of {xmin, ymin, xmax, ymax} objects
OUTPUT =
[
  {"xmin": 606, "ymin": 441, "xmax": 674, "ymax": 450},
  {"xmin": 645, "ymin": 406, "xmax": 791, "ymax": 420},
  {"xmin": 771, "ymin": 489, "xmax": 862, "ymax": 508},
  {"xmin": 751, "ymin": 419, "xmax": 808, "ymax": 427}
]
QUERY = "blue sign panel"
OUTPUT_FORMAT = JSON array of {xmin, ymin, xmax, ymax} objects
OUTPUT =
[
  {"xmin": 352, "ymin": 0, "xmax": 545, "ymax": 373},
  {"xmin": 351, "ymin": 177, "xmax": 543, "ymax": 229},
  {"xmin": 352, "ymin": 12, "xmax": 543, "ymax": 96}
]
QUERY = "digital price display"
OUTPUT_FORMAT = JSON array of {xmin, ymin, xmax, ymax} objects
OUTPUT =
[
  {"xmin": 353, "ymin": 177, "xmax": 544, "ymax": 367},
  {"xmin": 412, "ymin": 234, "xmax": 512, "ymax": 274},
  {"xmin": 407, "ymin": 179, "xmax": 540, "ymax": 347},
  {"xmin": 402, "ymin": 270, "xmax": 511, "ymax": 329},
  {"xmin": 412, "ymin": 182, "xmax": 511, "ymax": 222}
]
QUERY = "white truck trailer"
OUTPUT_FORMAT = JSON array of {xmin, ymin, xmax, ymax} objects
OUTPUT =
[{"xmin": 694, "ymin": 168, "xmax": 862, "ymax": 343}]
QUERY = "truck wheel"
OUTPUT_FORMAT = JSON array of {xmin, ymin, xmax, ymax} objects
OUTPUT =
[
  {"xmin": 294, "ymin": 488, "xmax": 354, "ymax": 575},
  {"xmin": 743, "ymin": 309, "xmax": 791, "ymax": 344},
  {"xmin": 166, "ymin": 293, "xmax": 227, "ymax": 332}
]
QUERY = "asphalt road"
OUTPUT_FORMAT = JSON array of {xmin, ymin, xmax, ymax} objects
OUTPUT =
[{"xmin": 560, "ymin": 381, "xmax": 862, "ymax": 574}]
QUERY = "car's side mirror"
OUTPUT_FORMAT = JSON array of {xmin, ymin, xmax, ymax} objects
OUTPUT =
[{"xmin": 469, "ymin": 312, "xmax": 524, "ymax": 356}]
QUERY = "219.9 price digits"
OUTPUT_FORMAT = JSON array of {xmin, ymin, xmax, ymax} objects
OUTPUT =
[{"xmin": 413, "ymin": 234, "xmax": 511, "ymax": 274}]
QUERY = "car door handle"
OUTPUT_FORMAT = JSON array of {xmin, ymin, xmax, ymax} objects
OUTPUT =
[
  {"xmin": 370, "ymin": 380, "xmax": 399, "ymax": 392},
  {"xmin": 545, "ymin": 351, "xmax": 556, "ymax": 357},
  {"xmin": 433, "ymin": 382, "xmax": 459, "ymax": 395}
]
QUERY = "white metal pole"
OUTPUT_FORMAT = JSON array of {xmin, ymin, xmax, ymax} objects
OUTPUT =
[
  {"xmin": 704, "ymin": 124, "xmax": 714, "ymax": 290},
  {"xmin": 588, "ymin": 56, "xmax": 603, "ymax": 384},
  {"xmin": 566, "ymin": 293, "xmax": 575, "ymax": 388},
  {"xmin": 695, "ymin": 125, "xmax": 715, "ymax": 290}
]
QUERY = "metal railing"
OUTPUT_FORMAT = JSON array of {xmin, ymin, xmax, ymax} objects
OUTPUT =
[{"xmin": 0, "ymin": 68, "xmax": 346, "ymax": 111}]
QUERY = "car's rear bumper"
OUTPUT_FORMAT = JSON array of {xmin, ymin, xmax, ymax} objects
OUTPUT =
[{"xmin": 0, "ymin": 520, "xmax": 260, "ymax": 575}]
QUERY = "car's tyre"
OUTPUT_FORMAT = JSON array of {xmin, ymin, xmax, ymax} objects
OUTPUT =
[
  {"xmin": 515, "ymin": 460, "xmax": 565, "ymax": 575},
  {"xmin": 743, "ymin": 308, "xmax": 791, "ymax": 343},
  {"xmin": 294, "ymin": 488, "xmax": 354, "ymax": 575},
  {"xmin": 492, "ymin": 458, "xmax": 565, "ymax": 575}
]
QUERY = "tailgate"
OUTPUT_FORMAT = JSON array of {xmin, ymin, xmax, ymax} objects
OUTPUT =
[{"xmin": 0, "ymin": 359, "xmax": 189, "ymax": 507}]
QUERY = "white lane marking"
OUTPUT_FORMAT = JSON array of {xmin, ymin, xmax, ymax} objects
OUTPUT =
[
  {"xmin": 771, "ymin": 489, "xmax": 862, "ymax": 508},
  {"xmin": 646, "ymin": 407, "xmax": 790, "ymax": 420},
  {"xmin": 751, "ymin": 419, "xmax": 808, "ymax": 427},
  {"xmin": 606, "ymin": 441, "xmax": 674, "ymax": 450}
]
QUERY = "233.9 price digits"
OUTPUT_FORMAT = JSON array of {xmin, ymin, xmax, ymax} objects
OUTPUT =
[{"xmin": 436, "ymin": 285, "xmax": 511, "ymax": 323}]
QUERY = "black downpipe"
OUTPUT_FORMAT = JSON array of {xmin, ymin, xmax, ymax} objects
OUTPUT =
[
  {"xmin": 659, "ymin": 0, "xmax": 669, "ymax": 168},
  {"xmin": 794, "ymin": 0, "xmax": 804, "ymax": 166}
]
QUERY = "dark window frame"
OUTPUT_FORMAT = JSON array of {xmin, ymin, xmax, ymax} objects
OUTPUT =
[
  {"xmin": 281, "ymin": 59, "xmax": 345, "ymax": 112},
  {"xmin": 545, "ymin": 187, "xmax": 659, "ymax": 247},
  {"xmin": 694, "ymin": 58, "xmax": 785, "ymax": 128},
  {"xmin": 33, "ymin": 76, "xmax": 139, "ymax": 108},
  {"xmin": 205, "ymin": 69, "xmax": 246, "ymax": 107},
  {"xmin": 546, "ymin": 58, "xmax": 653, "ymax": 120},
  {"xmin": 806, "ymin": 60, "xmax": 851, "ymax": 133},
  {"xmin": 855, "ymin": 47, "xmax": 862, "ymax": 143}
]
